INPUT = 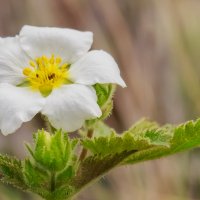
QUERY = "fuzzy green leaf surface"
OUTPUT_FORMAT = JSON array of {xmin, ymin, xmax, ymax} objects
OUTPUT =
[
  {"xmin": 94, "ymin": 83, "xmax": 115, "ymax": 108},
  {"xmin": 27, "ymin": 129, "xmax": 73, "ymax": 172},
  {"xmin": 73, "ymin": 120, "xmax": 171, "ymax": 189},
  {"xmin": 82, "ymin": 119, "xmax": 171, "ymax": 156},
  {"xmin": 124, "ymin": 119, "xmax": 200, "ymax": 164},
  {"xmin": 1, "ymin": 118, "xmax": 200, "ymax": 200},
  {"xmin": 75, "ymin": 118, "xmax": 200, "ymax": 191},
  {"xmin": 0, "ymin": 155, "xmax": 27, "ymax": 190},
  {"xmin": 24, "ymin": 130, "xmax": 78, "ymax": 200}
]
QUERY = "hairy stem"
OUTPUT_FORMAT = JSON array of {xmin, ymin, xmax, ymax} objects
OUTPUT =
[
  {"xmin": 41, "ymin": 114, "xmax": 56, "ymax": 134},
  {"xmin": 79, "ymin": 129, "xmax": 93, "ymax": 161}
]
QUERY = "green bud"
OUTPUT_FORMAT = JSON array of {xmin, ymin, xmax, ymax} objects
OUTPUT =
[
  {"xmin": 94, "ymin": 83, "xmax": 116, "ymax": 108},
  {"xmin": 84, "ymin": 84, "xmax": 116, "ymax": 129},
  {"xmin": 24, "ymin": 159, "xmax": 48, "ymax": 188},
  {"xmin": 26, "ymin": 129, "xmax": 72, "ymax": 172}
]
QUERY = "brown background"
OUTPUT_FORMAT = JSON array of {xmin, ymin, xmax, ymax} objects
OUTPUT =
[{"xmin": 0, "ymin": 0, "xmax": 200, "ymax": 199}]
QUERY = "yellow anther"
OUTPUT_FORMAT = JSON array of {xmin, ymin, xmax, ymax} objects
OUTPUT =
[
  {"xmin": 36, "ymin": 58, "xmax": 40, "ymax": 64},
  {"xmin": 22, "ymin": 55, "xmax": 71, "ymax": 96},
  {"xmin": 56, "ymin": 57, "xmax": 61, "ymax": 64},
  {"xmin": 29, "ymin": 61, "xmax": 36, "ymax": 68},
  {"xmin": 23, "ymin": 68, "xmax": 32, "ymax": 76},
  {"xmin": 61, "ymin": 63, "xmax": 69, "ymax": 70}
]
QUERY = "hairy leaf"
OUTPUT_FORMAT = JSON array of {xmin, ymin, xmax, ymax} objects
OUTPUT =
[
  {"xmin": 124, "ymin": 119, "xmax": 200, "ymax": 164},
  {"xmin": 82, "ymin": 119, "xmax": 171, "ymax": 157},
  {"xmin": 72, "ymin": 150, "xmax": 135, "ymax": 189},
  {"xmin": 0, "ymin": 155, "xmax": 27, "ymax": 190},
  {"xmin": 24, "ymin": 159, "xmax": 49, "ymax": 189},
  {"xmin": 27, "ymin": 129, "xmax": 73, "ymax": 172},
  {"xmin": 94, "ymin": 83, "xmax": 115, "ymax": 107}
]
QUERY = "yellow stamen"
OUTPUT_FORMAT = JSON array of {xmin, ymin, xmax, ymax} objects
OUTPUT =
[
  {"xmin": 56, "ymin": 57, "xmax": 61, "ymax": 64},
  {"xmin": 23, "ymin": 68, "xmax": 32, "ymax": 76},
  {"xmin": 29, "ymin": 61, "xmax": 36, "ymax": 68},
  {"xmin": 22, "ymin": 55, "xmax": 71, "ymax": 96}
]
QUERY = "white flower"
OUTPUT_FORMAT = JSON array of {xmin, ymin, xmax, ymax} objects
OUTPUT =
[{"xmin": 0, "ymin": 25, "xmax": 126, "ymax": 135}]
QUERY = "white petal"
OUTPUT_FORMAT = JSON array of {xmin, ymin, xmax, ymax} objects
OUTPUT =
[
  {"xmin": 42, "ymin": 84, "xmax": 102, "ymax": 132},
  {"xmin": 19, "ymin": 25, "xmax": 93, "ymax": 63},
  {"xmin": 0, "ymin": 83, "xmax": 45, "ymax": 135},
  {"xmin": 0, "ymin": 36, "xmax": 30, "ymax": 85},
  {"xmin": 0, "ymin": 38, "xmax": 3, "ymax": 44},
  {"xmin": 69, "ymin": 50, "xmax": 126, "ymax": 87}
]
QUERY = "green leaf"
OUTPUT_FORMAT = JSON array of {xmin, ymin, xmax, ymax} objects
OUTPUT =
[
  {"xmin": 0, "ymin": 155, "xmax": 27, "ymax": 190},
  {"xmin": 75, "ymin": 120, "xmax": 171, "ymax": 190},
  {"xmin": 23, "ymin": 130, "xmax": 78, "ymax": 200},
  {"xmin": 82, "ymin": 120, "xmax": 171, "ymax": 157},
  {"xmin": 56, "ymin": 166, "xmax": 74, "ymax": 188},
  {"xmin": 123, "ymin": 119, "xmax": 172, "ymax": 146},
  {"xmin": 124, "ymin": 118, "xmax": 200, "ymax": 164},
  {"xmin": 2, "ymin": 118, "xmax": 200, "ymax": 200},
  {"xmin": 44, "ymin": 185, "xmax": 75, "ymax": 200},
  {"xmin": 90, "ymin": 121, "xmax": 114, "ymax": 137},
  {"xmin": 27, "ymin": 129, "xmax": 73, "ymax": 172},
  {"xmin": 24, "ymin": 159, "xmax": 48, "ymax": 188},
  {"xmin": 72, "ymin": 151, "xmax": 135, "ymax": 189}
]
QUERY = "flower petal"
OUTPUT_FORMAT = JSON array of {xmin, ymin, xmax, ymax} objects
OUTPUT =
[
  {"xmin": 69, "ymin": 50, "xmax": 126, "ymax": 87},
  {"xmin": 0, "ymin": 83, "xmax": 45, "ymax": 135},
  {"xmin": 42, "ymin": 84, "xmax": 102, "ymax": 132},
  {"xmin": 0, "ymin": 37, "xmax": 30, "ymax": 85},
  {"xmin": 19, "ymin": 25, "xmax": 93, "ymax": 63}
]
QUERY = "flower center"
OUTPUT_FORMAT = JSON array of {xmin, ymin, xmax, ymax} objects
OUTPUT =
[{"xmin": 23, "ymin": 55, "xmax": 71, "ymax": 96}]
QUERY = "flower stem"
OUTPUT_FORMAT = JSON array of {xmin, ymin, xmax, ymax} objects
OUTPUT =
[
  {"xmin": 41, "ymin": 114, "xmax": 55, "ymax": 134},
  {"xmin": 50, "ymin": 172, "xmax": 56, "ymax": 192},
  {"xmin": 79, "ymin": 129, "xmax": 93, "ymax": 161}
]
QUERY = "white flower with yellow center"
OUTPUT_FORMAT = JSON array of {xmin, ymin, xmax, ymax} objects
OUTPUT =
[{"xmin": 0, "ymin": 25, "xmax": 126, "ymax": 135}]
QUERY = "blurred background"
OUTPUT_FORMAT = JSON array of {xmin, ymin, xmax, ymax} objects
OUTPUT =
[{"xmin": 0, "ymin": 0, "xmax": 200, "ymax": 199}]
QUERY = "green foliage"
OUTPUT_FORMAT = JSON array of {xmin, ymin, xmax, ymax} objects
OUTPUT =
[
  {"xmin": 73, "ymin": 119, "xmax": 200, "ymax": 191},
  {"xmin": 82, "ymin": 119, "xmax": 171, "ymax": 157},
  {"xmin": 26, "ymin": 129, "xmax": 72, "ymax": 171},
  {"xmin": 94, "ymin": 83, "xmax": 115, "ymax": 108},
  {"xmin": 56, "ymin": 166, "xmax": 74, "ymax": 188},
  {"xmin": 24, "ymin": 159, "xmax": 48, "ymax": 188},
  {"xmin": 91, "ymin": 84, "xmax": 116, "ymax": 122},
  {"xmin": 91, "ymin": 121, "xmax": 115, "ymax": 137},
  {"xmin": 1, "ymin": 118, "xmax": 200, "ymax": 200},
  {"xmin": 24, "ymin": 129, "xmax": 78, "ymax": 200},
  {"xmin": 124, "ymin": 118, "xmax": 200, "ymax": 164},
  {"xmin": 73, "ymin": 120, "xmax": 171, "ymax": 188},
  {"xmin": 0, "ymin": 155, "xmax": 27, "ymax": 190},
  {"xmin": 83, "ymin": 84, "xmax": 115, "ymax": 132},
  {"xmin": 72, "ymin": 151, "xmax": 135, "ymax": 189}
]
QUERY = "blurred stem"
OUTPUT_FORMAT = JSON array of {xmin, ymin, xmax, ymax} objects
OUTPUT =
[
  {"xmin": 79, "ymin": 129, "xmax": 94, "ymax": 161},
  {"xmin": 50, "ymin": 171, "xmax": 56, "ymax": 192},
  {"xmin": 41, "ymin": 114, "xmax": 55, "ymax": 134}
]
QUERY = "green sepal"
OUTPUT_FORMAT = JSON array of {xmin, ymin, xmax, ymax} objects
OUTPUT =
[
  {"xmin": 94, "ymin": 83, "xmax": 116, "ymax": 108},
  {"xmin": 27, "ymin": 129, "xmax": 72, "ymax": 172},
  {"xmin": 56, "ymin": 166, "xmax": 74, "ymax": 188},
  {"xmin": 83, "ymin": 84, "xmax": 116, "ymax": 129},
  {"xmin": 23, "ymin": 130, "xmax": 78, "ymax": 200},
  {"xmin": 24, "ymin": 159, "xmax": 49, "ymax": 188}
]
